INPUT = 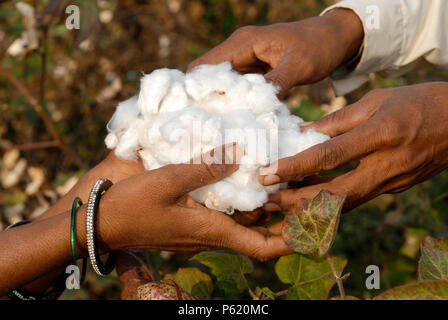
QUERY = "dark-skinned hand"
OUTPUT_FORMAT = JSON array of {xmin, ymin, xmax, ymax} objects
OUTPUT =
[
  {"xmin": 259, "ymin": 82, "xmax": 448, "ymax": 212},
  {"xmin": 188, "ymin": 8, "xmax": 364, "ymax": 98}
]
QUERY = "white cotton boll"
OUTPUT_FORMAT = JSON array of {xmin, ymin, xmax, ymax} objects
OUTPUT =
[
  {"xmin": 159, "ymin": 80, "xmax": 189, "ymax": 113},
  {"xmin": 256, "ymin": 112, "xmax": 279, "ymax": 130},
  {"xmin": 294, "ymin": 128, "xmax": 329, "ymax": 154},
  {"xmin": 107, "ymin": 95, "xmax": 139, "ymax": 133},
  {"xmin": 195, "ymin": 180, "xmax": 267, "ymax": 214},
  {"xmin": 138, "ymin": 69, "xmax": 184, "ymax": 118},
  {"xmin": 114, "ymin": 127, "xmax": 140, "ymax": 161},
  {"xmin": 138, "ymin": 149, "xmax": 158, "ymax": 170},
  {"xmin": 113, "ymin": 118, "xmax": 147, "ymax": 161},
  {"xmin": 105, "ymin": 133, "xmax": 118, "ymax": 149},
  {"xmin": 243, "ymin": 76, "xmax": 282, "ymax": 115},
  {"xmin": 202, "ymin": 116, "xmax": 224, "ymax": 151},
  {"xmin": 278, "ymin": 113, "xmax": 303, "ymax": 130},
  {"xmin": 106, "ymin": 64, "xmax": 330, "ymax": 213},
  {"xmin": 185, "ymin": 62, "xmax": 234, "ymax": 100}
]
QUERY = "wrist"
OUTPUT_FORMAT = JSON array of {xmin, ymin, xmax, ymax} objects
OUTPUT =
[
  {"xmin": 75, "ymin": 186, "xmax": 126, "ymax": 257},
  {"xmin": 322, "ymin": 8, "xmax": 364, "ymax": 64}
]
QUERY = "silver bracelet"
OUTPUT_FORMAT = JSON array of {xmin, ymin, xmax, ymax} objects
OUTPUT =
[{"xmin": 86, "ymin": 178, "xmax": 117, "ymax": 276}]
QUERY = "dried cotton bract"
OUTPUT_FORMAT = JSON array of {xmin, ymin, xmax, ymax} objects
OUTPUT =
[{"xmin": 105, "ymin": 62, "xmax": 329, "ymax": 214}]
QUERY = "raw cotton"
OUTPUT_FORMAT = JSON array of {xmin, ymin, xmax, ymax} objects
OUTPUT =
[{"xmin": 105, "ymin": 62, "xmax": 329, "ymax": 214}]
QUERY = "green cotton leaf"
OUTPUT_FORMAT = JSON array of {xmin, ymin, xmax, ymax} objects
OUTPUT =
[
  {"xmin": 191, "ymin": 251, "xmax": 253, "ymax": 296},
  {"xmin": 418, "ymin": 236, "xmax": 448, "ymax": 281},
  {"xmin": 275, "ymin": 254, "xmax": 347, "ymax": 300},
  {"xmin": 164, "ymin": 268, "xmax": 213, "ymax": 299},
  {"xmin": 374, "ymin": 280, "xmax": 448, "ymax": 300},
  {"xmin": 282, "ymin": 190, "xmax": 346, "ymax": 257},
  {"xmin": 137, "ymin": 280, "xmax": 196, "ymax": 300}
]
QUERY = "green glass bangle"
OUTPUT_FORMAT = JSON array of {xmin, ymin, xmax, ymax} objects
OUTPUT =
[{"xmin": 71, "ymin": 197, "xmax": 87, "ymax": 284}]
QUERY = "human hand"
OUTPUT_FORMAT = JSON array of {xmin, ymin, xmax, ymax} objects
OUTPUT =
[
  {"xmin": 97, "ymin": 152, "xmax": 268, "ymax": 226},
  {"xmin": 95, "ymin": 152, "xmax": 145, "ymax": 183},
  {"xmin": 22, "ymin": 147, "xmax": 271, "ymax": 296},
  {"xmin": 96, "ymin": 144, "xmax": 291, "ymax": 260},
  {"xmin": 259, "ymin": 82, "xmax": 448, "ymax": 212},
  {"xmin": 188, "ymin": 9, "xmax": 363, "ymax": 97}
]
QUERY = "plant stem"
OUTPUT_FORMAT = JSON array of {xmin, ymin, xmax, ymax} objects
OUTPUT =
[
  {"xmin": 0, "ymin": 64, "xmax": 87, "ymax": 169},
  {"xmin": 274, "ymin": 289, "xmax": 288, "ymax": 297},
  {"xmin": 248, "ymin": 287, "xmax": 256, "ymax": 299},
  {"xmin": 39, "ymin": 24, "xmax": 48, "ymax": 104},
  {"xmin": 326, "ymin": 253, "xmax": 346, "ymax": 300},
  {"xmin": 5, "ymin": 140, "xmax": 59, "ymax": 151},
  {"xmin": 433, "ymin": 191, "xmax": 448, "ymax": 203}
]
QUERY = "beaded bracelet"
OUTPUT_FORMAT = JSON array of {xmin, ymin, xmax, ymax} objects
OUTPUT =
[
  {"xmin": 70, "ymin": 197, "xmax": 87, "ymax": 284},
  {"xmin": 86, "ymin": 178, "xmax": 117, "ymax": 276}
]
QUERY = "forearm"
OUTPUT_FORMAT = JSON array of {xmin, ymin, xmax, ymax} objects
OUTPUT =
[
  {"xmin": 0, "ymin": 199, "xmax": 119, "ymax": 296},
  {"xmin": 0, "ymin": 210, "xmax": 81, "ymax": 295},
  {"xmin": 6, "ymin": 153, "xmax": 142, "ymax": 297},
  {"xmin": 9, "ymin": 163, "xmax": 110, "ymax": 297}
]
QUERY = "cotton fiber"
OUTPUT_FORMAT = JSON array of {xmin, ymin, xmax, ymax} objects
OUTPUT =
[{"xmin": 105, "ymin": 62, "xmax": 329, "ymax": 214}]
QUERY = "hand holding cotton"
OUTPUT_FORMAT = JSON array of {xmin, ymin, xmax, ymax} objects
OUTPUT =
[{"xmin": 105, "ymin": 62, "xmax": 329, "ymax": 214}]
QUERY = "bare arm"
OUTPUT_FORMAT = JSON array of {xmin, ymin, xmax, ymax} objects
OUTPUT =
[{"xmin": 0, "ymin": 145, "xmax": 291, "ymax": 296}]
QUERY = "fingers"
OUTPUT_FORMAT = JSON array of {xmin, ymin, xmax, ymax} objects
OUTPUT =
[
  {"xmin": 266, "ymin": 221, "xmax": 283, "ymax": 235},
  {"xmin": 212, "ymin": 214, "xmax": 293, "ymax": 260},
  {"xmin": 232, "ymin": 209, "xmax": 272, "ymax": 226},
  {"xmin": 267, "ymin": 159, "xmax": 388, "ymax": 212},
  {"xmin": 232, "ymin": 209, "xmax": 264, "ymax": 226},
  {"xmin": 287, "ymin": 174, "xmax": 336, "ymax": 189},
  {"xmin": 158, "ymin": 143, "xmax": 243, "ymax": 200},
  {"xmin": 187, "ymin": 27, "xmax": 257, "ymax": 73},
  {"xmin": 302, "ymin": 99, "xmax": 377, "ymax": 138},
  {"xmin": 302, "ymin": 87, "xmax": 397, "ymax": 138},
  {"xmin": 259, "ymin": 120, "xmax": 380, "ymax": 185},
  {"xmin": 264, "ymin": 56, "xmax": 300, "ymax": 98},
  {"xmin": 255, "ymin": 211, "xmax": 272, "ymax": 226},
  {"xmin": 228, "ymin": 226, "xmax": 293, "ymax": 260},
  {"xmin": 188, "ymin": 204, "xmax": 292, "ymax": 260},
  {"xmin": 261, "ymin": 175, "xmax": 336, "ymax": 210}
]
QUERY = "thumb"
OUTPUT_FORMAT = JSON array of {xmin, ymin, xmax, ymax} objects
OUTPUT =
[
  {"xmin": 264, "ymin": 56, "xmax": 300, "ymax": 99},
  {"xmin": 160, "ymin": 143, "xmax": 243, "ymax": 199},
  {"xmin": 302, "ymin": 96, "xmax": 377, "ymax": 138}
]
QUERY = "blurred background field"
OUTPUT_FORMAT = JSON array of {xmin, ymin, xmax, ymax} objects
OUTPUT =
[{"xmin": 0, "ymin": 0, "xmax": 447, "ymax": 299}]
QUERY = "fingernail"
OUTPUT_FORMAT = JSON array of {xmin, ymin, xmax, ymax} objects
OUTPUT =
[
  {"xmin": 299, "ymin": 121, "xmax": 313, "ymax": 131},
  {"xmin": 263, "ymin": 174, "xmax": 281, "ymax": 186},
  {"xmin": 263, "ymin": 203, "xmax": 282, "ymax": 212}
]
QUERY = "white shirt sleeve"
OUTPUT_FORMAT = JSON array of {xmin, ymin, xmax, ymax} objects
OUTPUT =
[{"xmin": 320, "ymin": 0, "xmax": 448, "ymax": 95}]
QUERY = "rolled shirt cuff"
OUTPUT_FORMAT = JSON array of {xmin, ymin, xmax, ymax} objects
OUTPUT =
[{"xmin": 320, "ymin": 0, "xmax": 405, "ymax": 95}]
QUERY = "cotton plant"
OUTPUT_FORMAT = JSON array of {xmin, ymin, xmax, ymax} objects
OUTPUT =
[{"xmin": 105, "ymin": 62, "xmax": 329, "ymax": 214}]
